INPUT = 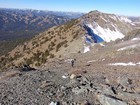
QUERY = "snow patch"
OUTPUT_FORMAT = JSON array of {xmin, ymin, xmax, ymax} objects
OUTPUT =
[
  {"xmin": 62, "ymin": 75, "xmax": 68, "ymax": 79},
  {"xmin": 132, "ymin": 38, "xmax": 140, "ymax": 41},
  {"xmin": 109, "ymin": 16, "xmax": 117, "ymax": 21},
  {"xmin": 137, "ymin": 62, "xmax": 140, "ymax": 65},
  {"xmin": 111, "ymin": 23, "xmax": 117, "ymax": 31},
  {"xmin": 102, "ymin": 59, "xmax": 105, "ymax": 61},
  {"xmin": 49, "ymin": 102, "xmax": 57, "ymax": 105},
  {"xmin": 118, "ymin": 16, "xmax": 132, "ymax": 23},
  {"xmin": 87, "ymin": 60, "xmax": 96, "ymax": 63},
  {"xmin": 118, "ymin": 16, "xmax": 135, "ymax": 25},
  {"xmin": 83, "ymin": 46, "xmax": 90, "ymax": 53},
  {"xmin": 100, "ymin": 43, "xmax": 105, "ymax": 47},
  {"xmin": 109, "ymin": 62, "xmax": 136, "ymax": 66},
  {"xmin": 87, "ymin": 24, "xmax": 124, "ymax": 42},
  {"xmin": 101, "ymin": 17, "xmax": 107, "ymax": 22},
  {"xmin": 131, "ymin": 23, "xmax": 135, "ymax": 26},
  {"xmin": 117, "ymin": 44, "xmax": 137, "ymax": 51}
]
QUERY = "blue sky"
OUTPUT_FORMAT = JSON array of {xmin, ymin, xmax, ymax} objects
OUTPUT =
[{"xmin": 0, "ymin": 0, "xmax": 140, "ymax": 16}]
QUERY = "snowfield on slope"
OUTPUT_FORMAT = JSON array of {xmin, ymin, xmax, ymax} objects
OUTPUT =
[
  {"xmin": 109, "ymin": 15, "xmax": 135, "ymax": 26},
  {"xmin": 108, "ymin": 62, "xmax": 140, "ymax": 66},
  {"xmin": 86, "ymin": 24, "xmax": 125, "ymax": 42},
  {"xmin": 132, "ymin": 38, "xmax": 140, "ymax": 41}
]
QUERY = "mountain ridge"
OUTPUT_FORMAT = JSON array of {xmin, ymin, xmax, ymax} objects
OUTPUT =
[{"xmin": 0, "ymin": 10, "xmax": 140, "ymax": 70}]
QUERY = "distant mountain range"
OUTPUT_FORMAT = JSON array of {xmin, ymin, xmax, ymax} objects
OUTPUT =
[
  {"xmin": 0, "ymin": 8, "xmax": 84, "ymax": 18},
  {"xmin": 0, "ymin": 8, "xmax": 84, "ymax": 56},
  {"xmin": 0, "ymin": 8, "xmax": 84, "ymax": 40},
  {"xmin": 128, "ymin": 16, "xmax": 140, "ymax": 23}
]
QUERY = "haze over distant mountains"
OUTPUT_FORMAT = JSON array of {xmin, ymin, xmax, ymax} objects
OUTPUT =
[{"xmin": 0, "ymin": 8, "xmax": 84, "ymax": 40}]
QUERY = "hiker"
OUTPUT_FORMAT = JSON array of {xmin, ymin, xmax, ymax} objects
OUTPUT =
[{"xmin": 71, "ymin": 59, "xmax": 76, "ymax": 67}]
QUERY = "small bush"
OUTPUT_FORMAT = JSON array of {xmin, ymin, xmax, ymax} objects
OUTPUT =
[
  {"xmin": 64, "ymin": 44, "xmax": 68, "ymax": 47},
  {"xmin": 50, "ymin": 41, "xmax": 55, "ymax": 47},
  {"xmin": 35, "ymin": 62, "xmax": 41, "ymax": 66},
  {"xmin": 44, "ymin": 49, "xmax": 49, "ymax": 57},
  {"xmin": 25, "ymin": 58, "xmax": 33, "ymax": 65},
  {"xmin": 49, "ymin": 53, "xmax": 54, "ymax": 58},
  {"xmin": 56, "ymin": 40, "xmax": 68, "ymax": 52}
]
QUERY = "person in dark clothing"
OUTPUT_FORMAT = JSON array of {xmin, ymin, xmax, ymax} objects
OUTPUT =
[{"xmin": 71, "ymin": 59, "xmax": 76, "ymax": 67}]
